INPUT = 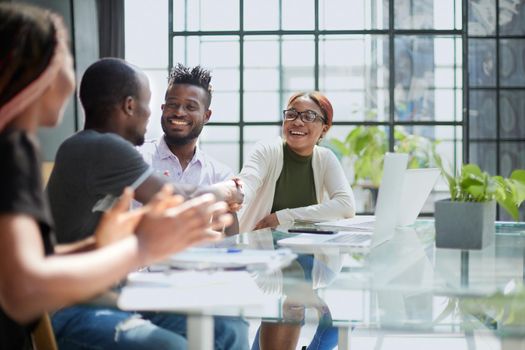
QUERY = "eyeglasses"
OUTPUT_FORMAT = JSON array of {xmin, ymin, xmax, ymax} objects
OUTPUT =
[{"xmin": 283, "ymin": 109, "xmax": 326, "ymax": 123}]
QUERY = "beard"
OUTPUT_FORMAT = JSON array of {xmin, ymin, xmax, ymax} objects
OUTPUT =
[
  {"xmin": 163, "ymin": 122, "xmax": 204, "ymax": 146},
  {"xmin": 134, "ymin": 135, "xmax": 145, "ymax": 146}
]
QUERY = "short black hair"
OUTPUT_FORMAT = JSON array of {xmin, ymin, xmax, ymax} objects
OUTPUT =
[
  {"xmin": 80, "ymin": 58, "xmax": 140, "ymax": 128},
  {"xmin": 167, "ymin": 63, "xmax": 212, "ymax": 108}
]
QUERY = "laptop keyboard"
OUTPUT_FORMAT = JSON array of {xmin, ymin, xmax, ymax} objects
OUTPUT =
[{"xmin": 325, "ymin": 233, "xmax": 370, "ymax": 244}]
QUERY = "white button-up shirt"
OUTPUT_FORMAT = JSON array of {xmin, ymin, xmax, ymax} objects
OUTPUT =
[{"xmin": 138, "ymin": 136, "xmax": 233, "ymax": 187}]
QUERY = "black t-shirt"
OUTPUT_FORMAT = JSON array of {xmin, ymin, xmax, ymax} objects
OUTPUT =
[
  {"xmin": 0, "ymin": 129, "xmax": 56, "ymax": 350},
  {"xmin": 47, "ymin": 130, "xmax": 150, "ymax": 243}
]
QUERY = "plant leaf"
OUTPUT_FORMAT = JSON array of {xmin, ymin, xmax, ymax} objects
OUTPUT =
[
  {"xmin": 327, "ymin": 138, "xmax": 348, "ymax": 157},
  {"xmin": 498, "ymin": 194, "xmax": 520, "ymax": 221}
]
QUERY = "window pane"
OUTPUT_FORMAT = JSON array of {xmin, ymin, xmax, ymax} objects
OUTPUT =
[
  {"xmin": 243, "ymin": 126, "xmax": 282, "ymax": 164},
  {"xmin": 500, "ymin": 142, "xmax": 525, "ymax": 221},
  {"xmin": 410, "ymin": 126, "xmax": 462, "ymax": 212},
  {"xmin": 395, "ymin": 126, "xmax": 457, "ymax": 214},
  {"xmin": 172, "ymin": 36, "xmax": 240, "ymax": 123},
  {"xmin": 500, "ymin": 91, "xmax": 525, "ymax": 139},
  {"xmin": 243, "ymin": 35, "xmax": 314, "ymax": 121},
  {"xmin": 282, "ymin": 36, "xmax": 316, "ymax": 91},
  {"xmin": 173, "ymin": 0, "xmax": 239, "ymax": 31},
  {"xmin": 282, "ymin": 0, "xmax": 315, "ymax": 30},
  {"xmin": 319, "ymin": 0, "xmax": 387, "ymax": 30},
  {"xmin": 125, "ymin": 0, "xmax": 168, "ymax": 68},
  {"xmin": 434, "ymin": 125, "xmax": 463, "ymax": 174},
  {"xmin": 244, "ymin": 0, "xmax": 279, "ymax": 30},
  {"xmin": 244, "ymin": 36, "xmax": 279, "ymax": 92},
  {"xmin": 173, "ymin": 36, "xmax": 239, "ymax": 73},
  {"xmin": 469, "ymin": 141, "xmax": 496, "ymax": 175},
  {"xmin": 499, "ymin": 39, "xmax": 525, "ymax": 87},
  {"xmin": 469, "ymin": 90, "xmax": 496, "ymax": 139},
  {"xmin": 499, "ymin": 1, "xmax": 525, "ymax": 36},
  {"xmin": 468, "ymin": 39, "xmax": 496, "ymax": 87},
  {"xmin": 243, "ymin": 92, "xmax": 280, "ymax": 122},
  {"xmin": 468, "ymin": 0, "xmax": 496, "ymax": 36},
  {"xmin": 199, "ymin": 126, "xmax": 239, "ymax": 173},
  {"xmin": 394, "ymin": 0, "xmax": 457, "ymax": 29},
  {"xmin": 501, "ymin": 142, "xmax": 525, "ymax": 177},
  {"xmin": 211, "ymin": 92, "xmax": 240, "ymax": 123},
  {"xmin": 319, "ymin": 35, "xmax": 389, "ymax": 122},
  {"xmin": 394, "ymin": 36, "xmax": 461, "ymax": 122}
]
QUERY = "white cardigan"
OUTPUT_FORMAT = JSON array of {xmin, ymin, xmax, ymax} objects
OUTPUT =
[{"xmin": 238, "ymin": 138, "xmax": 356, "ymax": 233}]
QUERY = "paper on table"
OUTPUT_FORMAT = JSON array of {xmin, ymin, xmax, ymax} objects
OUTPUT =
[
  {"xmin": 315, "ymin": 215, "xmax": 376, "ymax": 231},
  {"xmin": 118, "ymin": 271, "xmax": 265, "ymax": 311},
  {"xmin": 168, "ymin": 247, "xmax": 296, "ymax": 271}
]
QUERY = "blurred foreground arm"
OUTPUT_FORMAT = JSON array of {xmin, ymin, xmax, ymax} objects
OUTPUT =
[{"xmin": 0, "ymin": 186, "xmax": 230, "ymax": 324}]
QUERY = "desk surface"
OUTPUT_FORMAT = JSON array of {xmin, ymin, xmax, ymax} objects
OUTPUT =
[{"xmin": 121, "ymin": 221, "xmax": 525, "ymax": 339}]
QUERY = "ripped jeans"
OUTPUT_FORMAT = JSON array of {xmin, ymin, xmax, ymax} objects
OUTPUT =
[{"xmin": 52, "ymin": 306, "xmax": 249, "ymax": 350}]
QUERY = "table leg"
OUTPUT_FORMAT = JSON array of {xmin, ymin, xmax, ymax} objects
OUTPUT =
[
  {"xmin": 338, "ymin": 326, "xmax": 351, "ymax": 350},
  {"xmin": 187, "ymin": 314, "xmax": 214, "ymax": 350}
]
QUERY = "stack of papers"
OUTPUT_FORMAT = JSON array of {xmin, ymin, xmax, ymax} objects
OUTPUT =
[
  {"xmin": 169, "ymin": 247, "xmax": 297, "ymax": 272},
  {"xmin": 118, "ymin": 271, "xmax": 265, "ymax": 311},
  {"xmin": 316, "ymin": 215, "xmax": 376, "ymax": 231}
]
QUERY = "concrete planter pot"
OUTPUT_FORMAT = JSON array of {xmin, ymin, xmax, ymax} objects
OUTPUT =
[{"xmin": 434, "ymin": 199, "xmax": 496, "ymax": 250}]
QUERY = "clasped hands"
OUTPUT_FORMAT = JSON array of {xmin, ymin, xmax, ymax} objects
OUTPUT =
[{"xmin": 196, "ymin": 177, "xmax": 244, "ymax": 213}]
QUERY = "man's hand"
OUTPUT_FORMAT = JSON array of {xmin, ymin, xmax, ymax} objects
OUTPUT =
[
  {"xmin": 196, "ymin": 178, "xmax": 244, "ymax": 212},
  {"xmin": 94, "ymin": 187, "xmax": 145, "ymax": 248},
  {"xmin": 254, "ymin": 213, "xmax": 279, "ymax": 230},
  {"xmin": 135, "ymin": 185, "xmax": 233, "ymax": 266}
]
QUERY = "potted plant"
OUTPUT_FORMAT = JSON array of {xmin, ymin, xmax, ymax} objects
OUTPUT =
[{"xmin": 434, "ymin": 160, "xmax": 525, "ymax": 250}]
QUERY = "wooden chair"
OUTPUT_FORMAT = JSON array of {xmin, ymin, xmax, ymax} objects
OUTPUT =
[{"xmin": 31, "ymin": 313, "xmax": 58, "ymax": 350}]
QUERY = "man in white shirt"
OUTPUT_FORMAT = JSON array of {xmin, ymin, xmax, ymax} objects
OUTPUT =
[{"xmin": 139, "ymin": 64, "xmax": 239, "ymax": 234}]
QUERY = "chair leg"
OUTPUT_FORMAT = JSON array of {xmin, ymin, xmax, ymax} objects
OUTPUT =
[{"xmin": 31, "ymin": 313, "xmax": 58, "ymax": 350}]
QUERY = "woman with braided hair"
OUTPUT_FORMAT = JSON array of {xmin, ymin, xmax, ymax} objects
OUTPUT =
[{"xmin": 0, "ymin": 4, "xmax": 232, "ymax": 349}]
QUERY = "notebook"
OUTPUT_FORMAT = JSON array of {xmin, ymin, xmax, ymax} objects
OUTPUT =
[{"xmin": 277, "ymin": 153, "xmax": 409, "ymax": 253}]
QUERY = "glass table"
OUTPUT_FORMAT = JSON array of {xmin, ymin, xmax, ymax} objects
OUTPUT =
[{"xmin": 119, "ymin": 221, "xmax": 525, "ymax": 349}]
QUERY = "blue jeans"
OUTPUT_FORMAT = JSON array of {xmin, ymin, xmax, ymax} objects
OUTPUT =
[
  {"xmin": 251, "ymin": 255, "xmax": 338, "ymax": 350},
  {"xmin": 52, "ymin": 306, "xmax": 249, "ymax": 350}
]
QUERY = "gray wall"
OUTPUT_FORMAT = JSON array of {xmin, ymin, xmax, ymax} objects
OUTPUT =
[{"xmin": 9, "ymin": 0, "xmax": 99, "ymax": 160}]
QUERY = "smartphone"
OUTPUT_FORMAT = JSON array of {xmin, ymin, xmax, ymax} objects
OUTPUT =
[{"xmin": 287, "ymin": 228, "xmax": 335, "ymax": 234}]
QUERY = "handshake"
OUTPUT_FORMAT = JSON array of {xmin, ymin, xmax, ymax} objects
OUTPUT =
[{"xmin": 95, "ymin": 178, "xmax": 244, "ymax": 268}]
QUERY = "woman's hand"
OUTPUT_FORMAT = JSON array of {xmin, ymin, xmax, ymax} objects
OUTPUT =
[
  {"xmin": 94, "ymin": 187, "xmax": 144, "ymax": 248},
  {"xmin": 254, "ymin": 213, "xmax": 279, "ymax": 230}
]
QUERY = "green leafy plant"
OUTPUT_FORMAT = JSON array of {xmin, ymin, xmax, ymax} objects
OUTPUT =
[
  {"xmin": 435, "ymin": 157, "xmax": 525, "ymax": 220},
  {"xmin": 329, "ymin": 126, "xmax": 387, "ymax": 186},
  {"xmin": 328, "ymin": 126, "xmax": 438, "ymax": 187},
  {"xmin": 394, "ymin": 128, "xmax": 438, "ymax": 169}
]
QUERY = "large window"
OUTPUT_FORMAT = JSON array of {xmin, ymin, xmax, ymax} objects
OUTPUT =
[
  {"xmin": 467, "ymin": 0, "xmax": 525, "ymax": 220},
  {"xmin": 125, "ymin": 0, "xmax": 525, "ymax": 218}
]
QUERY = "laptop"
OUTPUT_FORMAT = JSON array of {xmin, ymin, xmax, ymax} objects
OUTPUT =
[
  {"xmin": 397, "ymin": 168, "xmax": 440, "ymax": 226},
  {"xmin": 277, "ymin": 153, "xmax": 409, "ymax": 253},
  {"xmin": 311, "ymin": 167, "xmax": 440, "ymax": 230}
]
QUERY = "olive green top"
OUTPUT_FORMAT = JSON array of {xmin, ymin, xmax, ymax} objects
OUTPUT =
[{"xmin": 271, "ymin": 143, "xmax": 317, "ymax": 213}]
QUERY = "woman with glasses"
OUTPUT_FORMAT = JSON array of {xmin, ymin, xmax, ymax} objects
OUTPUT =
[{"xmin": 238, "ymin": 91, "xmax": 355, "ymax": 232}]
